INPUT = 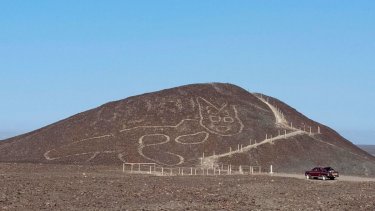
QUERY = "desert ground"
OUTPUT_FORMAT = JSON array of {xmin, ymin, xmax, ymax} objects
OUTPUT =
[{"xmin": 1, "ymin": 163, "xmax": 374, "ymax": 210}]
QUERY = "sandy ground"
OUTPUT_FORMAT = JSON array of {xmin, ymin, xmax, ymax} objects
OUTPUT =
[{"xmin": 1, "ymin": 163, "xmax": 375, "ymax": 210}]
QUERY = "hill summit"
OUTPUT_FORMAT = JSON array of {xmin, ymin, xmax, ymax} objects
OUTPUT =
[{"xmin": 1, "ymin": 83, "xmax": 374, "ymax": 175}]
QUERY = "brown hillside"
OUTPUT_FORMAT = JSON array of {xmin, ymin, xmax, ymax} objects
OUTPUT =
[{"xmin": 0, "ymin": 83, "xmax": 374, "ymax": 176}]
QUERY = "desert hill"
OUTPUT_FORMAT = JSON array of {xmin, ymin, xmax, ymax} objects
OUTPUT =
[
  {"xmin": 358, "ymin": 145, "xmax": 375, "ymax": 156},
  {"xmin": 1, "ymin": 83, "xmax": 374, "ymax": 176}
]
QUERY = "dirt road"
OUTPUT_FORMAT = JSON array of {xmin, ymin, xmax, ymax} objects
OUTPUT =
[{"xmin": 1, "ymin": 163, "xmax": 374, "ymax": 210}]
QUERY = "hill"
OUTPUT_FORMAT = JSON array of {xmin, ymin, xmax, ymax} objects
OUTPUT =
[
  {"xmin": 0, "ymin": 83, "xmax": 374, "ymax": 176},
  {"xmin": 358, "ymin": 145, "xmax": 375, "ymax": 156}
]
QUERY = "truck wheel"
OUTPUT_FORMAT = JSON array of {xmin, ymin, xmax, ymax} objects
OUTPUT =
[{"xmin": 322, "ymin": 175, "xmax": 327, "ymax": 181}]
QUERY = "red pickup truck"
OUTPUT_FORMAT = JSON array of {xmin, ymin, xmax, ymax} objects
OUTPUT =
[{"xmin": 305, "ymin": 167, "xmax": 339, "ymax": 180}]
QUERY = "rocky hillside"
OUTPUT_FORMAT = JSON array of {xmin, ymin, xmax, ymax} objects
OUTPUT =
[
  {"xmin": 358, "ymin": 145, "xmax": 375, "ymax": 156},
  {"xmin": 1, "ymin": 83, "xmax": 374, "ymax": 176}
]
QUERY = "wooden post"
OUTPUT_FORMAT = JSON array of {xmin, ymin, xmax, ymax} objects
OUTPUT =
[
  {"xmin": 309, "ymin": 126, "xmax": 312, "ymax": 135},
  {"xmin": 191, "ymin": 167, "xmax": 193, "ymax": 175},
  {"xmin": 161, "ymin": 167, "xmax": 164, "ymax": 175},
  {"xmin": 122, "ymin": 163, "xmax": 125, "ymax": 173},
  {"xmin": 318, "ymin": 126, "xmax": 321, "ymax": 134},
  {"xmin": 149, "ymin": 166, "xmax": 152, "ymax": 174},
  {"xmin": 270, "ymin": 165, "xmax": 273, "ymax": 174}
]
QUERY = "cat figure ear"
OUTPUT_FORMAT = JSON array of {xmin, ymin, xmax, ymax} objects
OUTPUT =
[
  {"xmin": 197, "ymin": 97, "xmax": 244, "ymax": 136},
  {"xmin": 197, "ymin": 97, "xmax": 220, "ymax": 115}
]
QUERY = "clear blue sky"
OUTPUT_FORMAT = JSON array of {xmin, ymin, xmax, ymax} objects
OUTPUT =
[{"xmin": 1, "ymin": 1, "xmax": 374, "ymax": 144}]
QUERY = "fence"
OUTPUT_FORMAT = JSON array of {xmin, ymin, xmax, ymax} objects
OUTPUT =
[{"xmin": 122, "ymin": 163, "xmax": 269, "ymax": 176}]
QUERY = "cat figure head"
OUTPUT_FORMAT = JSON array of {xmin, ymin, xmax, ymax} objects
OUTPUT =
[{"xmin": 197, "ymin": 97, "xmax": 244, "ymax": 136}]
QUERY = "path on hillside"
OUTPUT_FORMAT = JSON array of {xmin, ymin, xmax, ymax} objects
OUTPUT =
[
  {"xmin": 202, "ymin": 130, "xmax": 307, "ymax": 166},
  {"xmin": 256, "ymin": 95, "xmax": 290, "ymax": 128}
]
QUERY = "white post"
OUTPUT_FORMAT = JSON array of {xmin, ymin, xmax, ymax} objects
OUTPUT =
[
  {"xmin": 237, "ymin": 144, "xmax": 240, "ymax": 151},
  {"xmin": 122, "ymin": 163, "xmax": 125, "ymax": 173},
  {"xmin": 318, "ymin": 126, "xmax": 321, "ymax": 134},
  {"xmin": 309, "ymin": 126, "xmax": 312, "ymax": 135},
  {"xmin": 270, "ymin": 165, "xmax": 273, "ymax": 174},
  {"xmin": 191, "ymin": 167, "xmax": 193, "ymax": 175},
  {"xmin": 149, "ymin": 166, "xmax": 152, "ymax": 174},
  {"xmin": 161, "ymin": 167, "xmax": 164, "ymax": 175}
]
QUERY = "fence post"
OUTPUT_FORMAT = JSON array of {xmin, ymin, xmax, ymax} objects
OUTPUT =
[
  {"xmin": 149, "ymin": 166, "xmax": 152, "ymax": 174},
  {"xmin": 122, "ymin": 163, "xmax": 125, "ymax": 173},
  {"xmin": 284, "ymin": 130, "xmax": 287, "ymax": 138},
  {"xmin": 161, "ymin": 167, "xmax": 164, "ymax": 176},
  {"xmin": 270, "ymin": 165, "xmax": 273, "ymax": 174}
]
